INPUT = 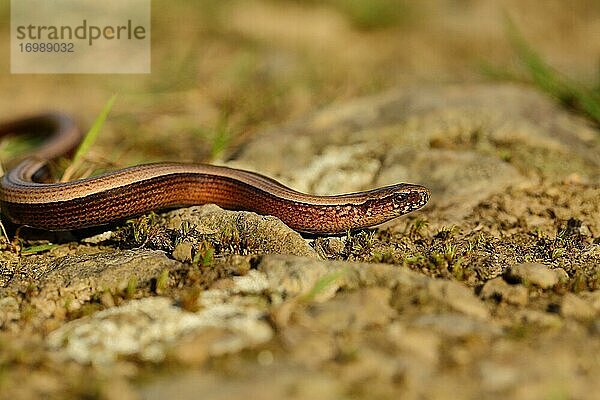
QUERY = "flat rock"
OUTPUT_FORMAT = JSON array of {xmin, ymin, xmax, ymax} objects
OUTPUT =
[
  {"xmin": 258, "ymin": 255, "xmax": 489, "ymax": 321},
  {"xmin": 13, "ymin": 249, "xmax": 178, "ymax": 289},
  {"xmin": 4, "ymin": 250, "xmax": 181, "ymax": 319}
]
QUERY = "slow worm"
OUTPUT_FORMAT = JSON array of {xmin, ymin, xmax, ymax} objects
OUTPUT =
[{"xmin": 0, "ymin": 113, "xmax": 430, "ymax": 234}]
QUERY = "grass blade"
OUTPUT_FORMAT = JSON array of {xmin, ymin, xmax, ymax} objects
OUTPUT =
[
  {"xmin": 504, "ymin": 16, "xmax": 600, "ymax": 125},
  {"xmin": 299, "ymin": 270, "xmax": 347, "ymax": 302},
  {"xmin": 61, "ymin": 94, "xmax": 118, "ymax": 182},
  {"xmin": 21, "ymin": 243, "xmax": 58, "ymax": 255}
]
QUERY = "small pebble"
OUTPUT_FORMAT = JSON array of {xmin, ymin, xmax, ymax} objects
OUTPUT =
[
  {"xmin": 515, "ymin": 310, "xmax": 562, "ymax": 328},
  {"xmin": 172, "ymin": 241, "xmax": 193, "ymax": 262},
  {"xmin": 325, "ymin": 238, "xmax": 346, "ymax": 254},
  {"xmin": 480, "ymin": 277, "xmax": 528, "ymax": 306},
  {"xmin": 579, "ymin": 291, "xmax": 600, "ymax": 312},
  {"xmin": 561, "ymin": 293, "xmax": 596, "ymax": 320},
  {"xmin": 507, "ymin": 263, "xmax": 560, "ymax": 289},
  {"xmin": 314, "ymin": 237, "xmax": 346, "ymax": 258}
]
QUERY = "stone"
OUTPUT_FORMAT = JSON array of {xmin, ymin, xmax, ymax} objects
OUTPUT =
[
  {"xmin": 561, "ymin": 293, "xmax": 596, "ymax": 320},
  {"xmin": 479, "ymin": 361, "xmax": 520, "ymax": 392},
  {"xmin": 2, "ymin": 250, "xmax": 182, "ymax": 321},
  {"xmin": 507, "ymin": 263, "xmax": 561, "ymax": 289},
  {"xmin": 426, "ymin": 280, "xmax": 489, "ymax": 319},
  {"xmin": 13, "ymin": 250, "xmax": 180, "ymax": 291},
  {"xmin": 514, "ymin": 310, "xmax": 562, "ymax": 328},
  {"xmin": 163, "ymin": 205, "xmax": 317, "ymax": 258},
  {"xmin": 0, "ymin": 296, "xmax": 20, "ymax": 327},
  {"xmin": 412, "ymin": 313, "xmax": 502, "ymax": 338},
  {"xmin": 480, "ymin": 277, "xmax": 529, "ymax": 306},
  {"xmin": 172, "ymin": 241, "xmax": 194, "ymax": 262},
  {"xmin": 257, "ymin": 255, "xmax": 425, "ymax": 302},
  {"xmin": 387, "ymin": 322, "xmax": 440, "ymax": 365},
  {"xmin": 47, "ymin": 296, "xmax": 273, "ymax": 365},
  {"xmin": 234, "ymin": 84, "xmax": 600, "ymax": 226},
  {"xmin": 307, "ymin": 287, "xmax": 395, "ymax": 332}
]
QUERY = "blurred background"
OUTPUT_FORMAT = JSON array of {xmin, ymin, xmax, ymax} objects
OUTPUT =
[{"xmin": 0, "ymin": 0, "xmax": 599, "ymax": 166}]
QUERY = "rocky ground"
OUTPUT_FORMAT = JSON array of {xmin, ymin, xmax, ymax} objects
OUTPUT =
[{"xmin": 0, "ymin": 1, "xmax": 599, "ymax": 399}]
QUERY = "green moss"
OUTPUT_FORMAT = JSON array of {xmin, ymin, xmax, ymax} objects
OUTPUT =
[
  {"xmin": 155, "ymin": 269, "xmax": 170, "ymax": 294},
  {"xmin": 125, "ymin": 276, "xmax": 138, "ymax": 299}
]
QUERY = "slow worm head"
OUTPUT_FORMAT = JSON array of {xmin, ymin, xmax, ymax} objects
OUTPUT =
[{"xmin": 0, "ymin": 113, "xmax": 430, "ymax": 234}]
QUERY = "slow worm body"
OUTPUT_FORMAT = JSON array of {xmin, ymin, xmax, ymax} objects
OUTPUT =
[{"xmin": 0, "ymin": 113, "xmax": 430, "ymax": 234}]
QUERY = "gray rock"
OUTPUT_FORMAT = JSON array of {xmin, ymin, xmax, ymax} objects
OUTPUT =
[{"xmin": 259, "ymin": 255, "xmax": 488, "ymax": 319}]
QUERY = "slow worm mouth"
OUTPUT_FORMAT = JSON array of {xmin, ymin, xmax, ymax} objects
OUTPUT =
[{"xmin": 1, "ymin": 113, "xmax": 432, "ymax": 234}]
